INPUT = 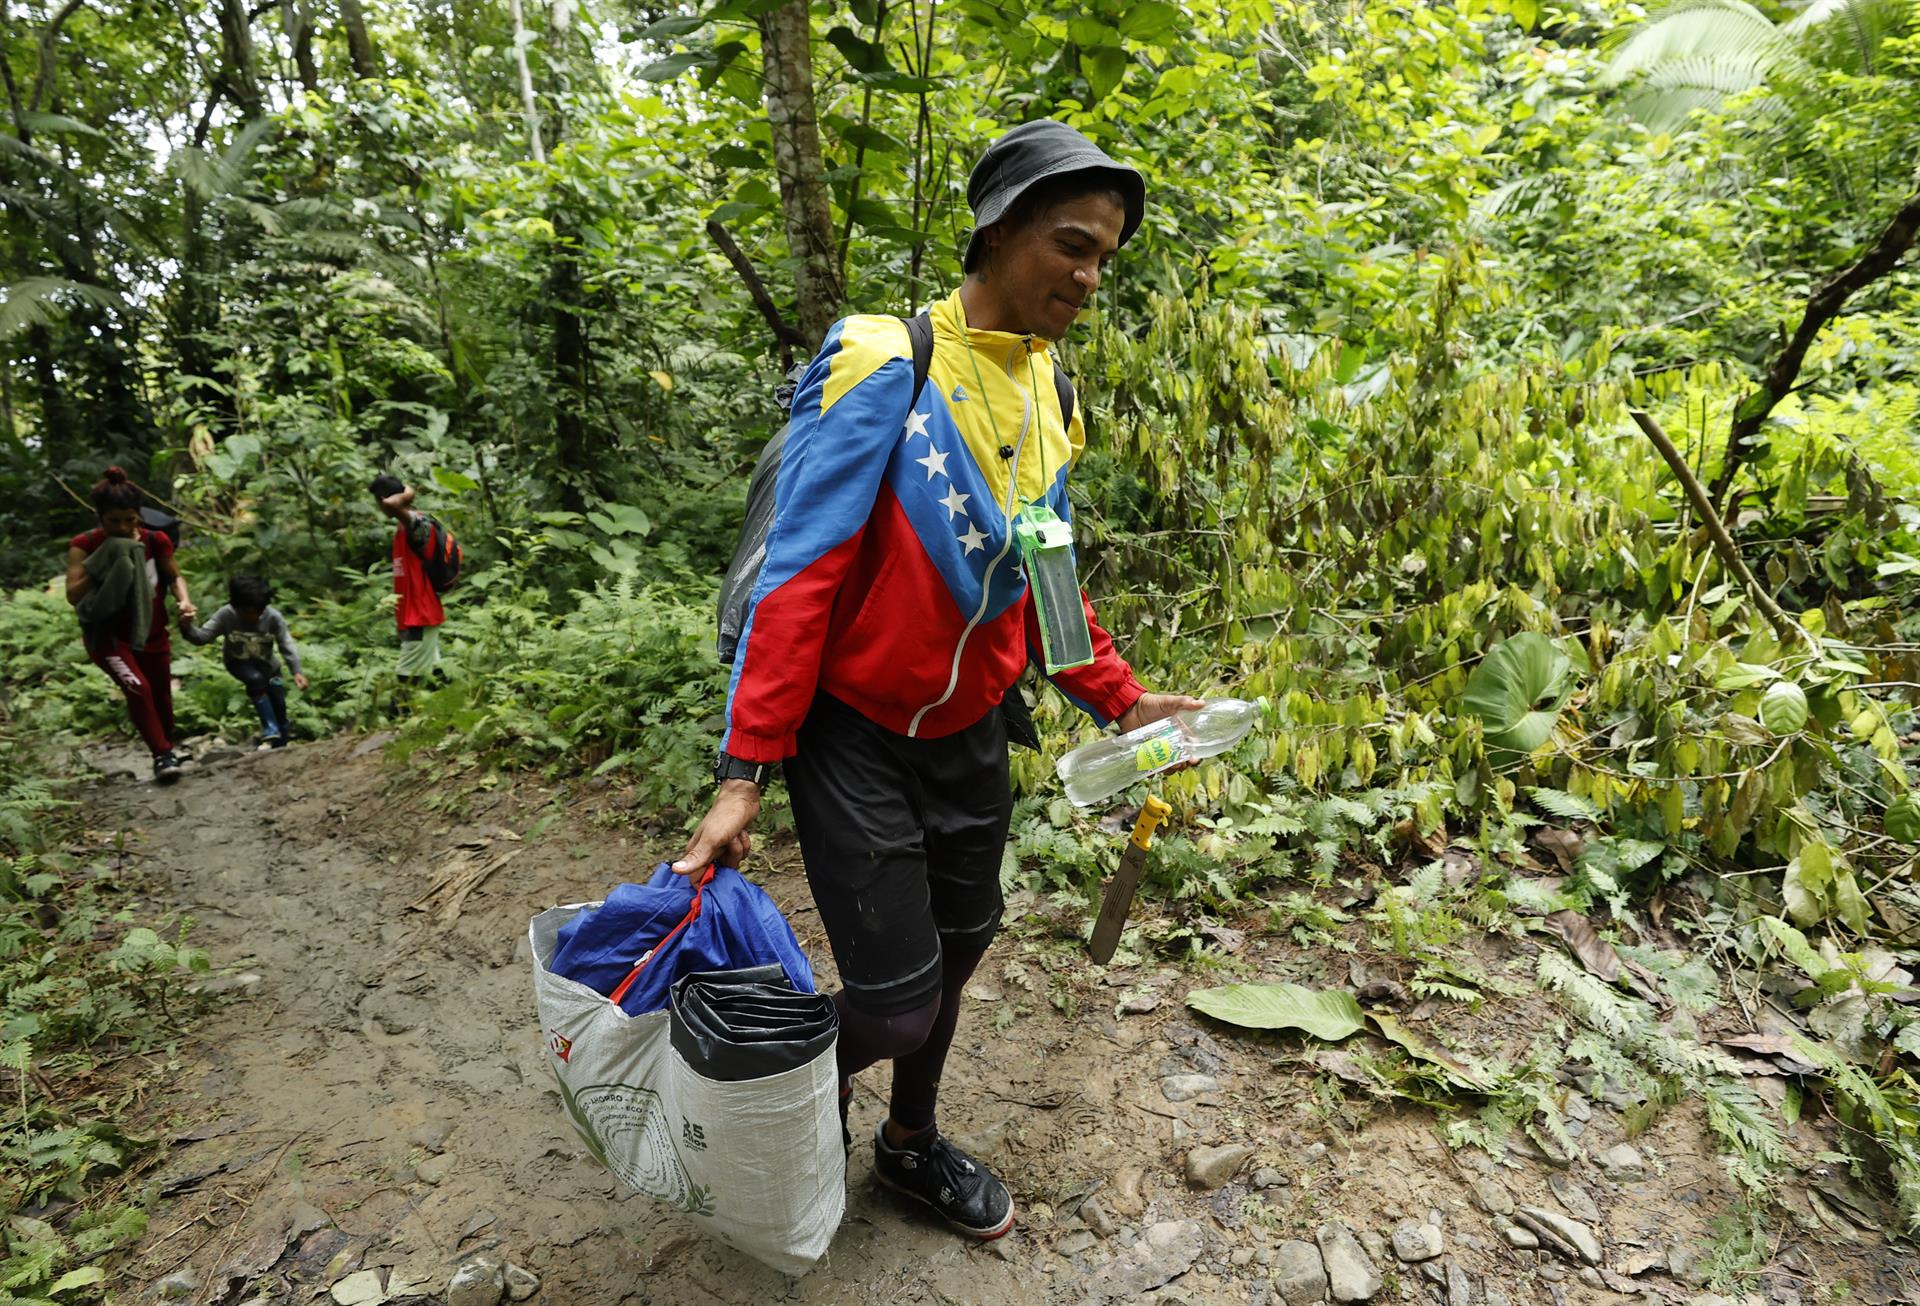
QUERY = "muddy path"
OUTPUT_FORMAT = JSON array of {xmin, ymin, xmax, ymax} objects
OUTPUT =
[{"xmin": 82, "ymin": 736, "xmax": 1919, "ymax": 1306}]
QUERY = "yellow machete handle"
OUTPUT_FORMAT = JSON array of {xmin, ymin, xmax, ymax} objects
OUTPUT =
[{"xmin": 1130, "ymin": 795, "xmax": 1172, "ymax": 851}]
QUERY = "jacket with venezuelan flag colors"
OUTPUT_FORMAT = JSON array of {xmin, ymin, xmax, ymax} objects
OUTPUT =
[{"xmin": 722, "ymin": 288, "xmax": 1145, "ymax": 764}]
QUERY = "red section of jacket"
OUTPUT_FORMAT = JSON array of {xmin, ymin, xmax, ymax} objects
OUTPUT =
[
  {"xmin": 70, "ymin": 526, "xmax": 173, "ymax": 651},
  {"xmin": 725, "ymin": 488, "xmax": 1142, "ymax": 763},
  {"xmin": 392, "ymin": 521, "xmax": 445, "ymax": 629}
]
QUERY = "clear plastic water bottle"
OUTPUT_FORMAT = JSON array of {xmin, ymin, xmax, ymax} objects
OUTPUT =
[{"xmin": 1056, "ymin": 699, "xmax": 1259, "ymax": 807}]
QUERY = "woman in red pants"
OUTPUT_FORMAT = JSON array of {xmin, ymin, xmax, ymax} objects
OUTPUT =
[{"xmin": 64, "ymin": 466, "xmax": 198, "ymax": 782}]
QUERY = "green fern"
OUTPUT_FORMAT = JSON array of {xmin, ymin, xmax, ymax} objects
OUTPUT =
[
  {"xmin": 1526, "ymin": 787, "xmax": 1600, "ymax": 821},
  {"xmin": 1702, "ymin": 1079, "xmax": 1787, "ymax": 1195},
  {"xmin": 1537, "ymin": 950, "xmax": 1642, "ymax": 1042}
]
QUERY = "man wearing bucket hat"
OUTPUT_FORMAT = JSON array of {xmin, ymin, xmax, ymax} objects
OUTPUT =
[{"xmin": 676, "ymin": 120, "xmax": 1202, "ymax": 1240}]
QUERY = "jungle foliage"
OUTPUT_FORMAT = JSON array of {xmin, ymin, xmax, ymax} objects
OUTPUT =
[{"xmin": 3, "ymin": 0, "xmax": 1920, "ymax": 1271}]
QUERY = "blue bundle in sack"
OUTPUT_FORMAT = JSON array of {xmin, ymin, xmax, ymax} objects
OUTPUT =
[{"xmin": 547, "ymin": 864, "xmax": 814, "ymax": 1014}]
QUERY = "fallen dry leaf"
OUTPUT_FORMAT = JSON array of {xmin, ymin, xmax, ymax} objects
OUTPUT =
[
  {"xmin": 1716, "ymin": 1032, "xmax": 1822, "ymax": 1076},
  {"xmin": 1532, "ymin": 827, "xmax": 1585, "ymax": 874},
  {"xmin": 1391, "ymin": 817, "xmax": 1447, "ymax": 861},
  {"xmin": 1539, "ymin": 910, "xmax": 1621, "ymax": 983}
]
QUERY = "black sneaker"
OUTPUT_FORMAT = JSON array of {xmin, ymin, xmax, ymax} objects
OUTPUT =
[
  {"xmin": 872, "ymin": 1122, "xmax": 1014, "ymax": 1240},
  {"xmin": 152, "ymin": 752, "xmax": 183, "ymax": 784}
]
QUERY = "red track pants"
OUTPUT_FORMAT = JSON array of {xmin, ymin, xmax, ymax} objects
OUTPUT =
[{"xmin": 88, "ymin": 640, "xmax": 175, "ymax": 756}]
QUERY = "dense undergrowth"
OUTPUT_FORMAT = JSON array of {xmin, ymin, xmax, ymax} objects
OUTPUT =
[
  {"xmin": 0, "ymin": 726, "xmax": 211, "ymax": 1304},
  {"xmin": 4, "ymin": 0, "xmax": 1920, "ymax": 1286},
  {"xmin": 6, "ymin": 268, "xmax": 1918, "ymax": 1253}
]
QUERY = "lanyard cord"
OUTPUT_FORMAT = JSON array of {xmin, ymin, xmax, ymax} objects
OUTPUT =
[{"xmin": 960, "ymin": 325, "xmax": 1053, "ymax": 520}]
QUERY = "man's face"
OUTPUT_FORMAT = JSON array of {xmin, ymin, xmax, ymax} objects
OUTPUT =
[
  {"xmin": 99, "ymin": 508, "xmax": 140, "ymax": 538},
  {"xmin": 990, "ymin": 193, "xmax": 1126, "ymax": 340}
]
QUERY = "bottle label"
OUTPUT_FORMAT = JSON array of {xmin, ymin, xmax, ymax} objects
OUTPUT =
[{"xmin": 1135, "ymin": 737, "xmax": 1177, "ymax": 772}]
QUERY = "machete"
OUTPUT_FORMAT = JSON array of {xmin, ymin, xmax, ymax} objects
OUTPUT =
[{"xmin": 1088, "ymin": 795, "xmax": 1172, "ymax": 964}]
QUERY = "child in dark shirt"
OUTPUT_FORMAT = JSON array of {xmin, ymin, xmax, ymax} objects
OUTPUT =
[{"xmin": 180, "ymin": 575, "xmax": 309, "ymax": 749}]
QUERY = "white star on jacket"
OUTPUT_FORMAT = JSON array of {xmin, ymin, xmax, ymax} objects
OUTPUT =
[
  {"xmin": 957, "ymin": 522, "xmax": 987, "ymax": 554},
  {"xmin": 939, "ymin": 486, "xmax": 971, "ymax": 519},
  {"xmin": 916, "ymin": 445, "xmax": 950, "ymax": 480},
  {"xmin": 904, "ymin": 408, "xmax": 931, "ymax": 440}
]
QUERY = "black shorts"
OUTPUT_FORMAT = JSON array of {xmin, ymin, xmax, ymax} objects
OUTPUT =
[{"xmin": 785, "ymin": 692, "xmax": 1011, "ymax": 1016}]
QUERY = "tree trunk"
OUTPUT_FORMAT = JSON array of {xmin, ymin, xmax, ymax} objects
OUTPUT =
[
  {"xmin": 0, "ymin": 357, "xmax": 18, "ymax": 452},
  {"xmin": 281, "ymin": 0, "xmax": 320, "ymax": 94},
  {"xmin": 757, "ymin": 0, "xmax": 841, "ymax": 349},
  {"xmin": 548, "ymin": 243, "xmax": 593, "ymax": 510},
  {"xmin": 338, "ymin": 0, "xmax": 380, "ymax": 79},
  {"xmin": 217, "ymin": 0, "xmax": 264, "ymax": 117},
  {"xmin": 506, "ymin": 0, "xmax": 545, "ymax": 163}
]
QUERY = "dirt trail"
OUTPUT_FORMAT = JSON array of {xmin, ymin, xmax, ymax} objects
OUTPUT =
[{"xmin": 82, "ymin": 736, "xmax": 1918, "ymax": 1306}]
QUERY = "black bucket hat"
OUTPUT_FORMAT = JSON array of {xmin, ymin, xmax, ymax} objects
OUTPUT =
[{"xmin": 963, "ymin": 120, "xmax": 1145, "ymax": 272}]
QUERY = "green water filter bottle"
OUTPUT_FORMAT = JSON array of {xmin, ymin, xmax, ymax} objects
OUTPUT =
[{"xmin": 1014, "ymin": 504, "xmax": 1094, "ymax": 673}]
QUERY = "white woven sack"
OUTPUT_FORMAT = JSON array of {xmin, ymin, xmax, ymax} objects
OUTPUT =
[{"xmin": 529, "ymin": 903, "xmax": 845, "ymax": 1275}]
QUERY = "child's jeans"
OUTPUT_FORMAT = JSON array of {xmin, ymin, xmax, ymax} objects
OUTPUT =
[{"xmin": 226, "ymin": 655, "xmax": 290, "ymax": 738}]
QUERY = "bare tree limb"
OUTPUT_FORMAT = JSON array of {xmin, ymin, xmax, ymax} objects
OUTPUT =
[
  {"xmin": 506, "ymin": 0, "xmax": 544, "ymax": 163},
  {"xmin": 706, "ymin": 219, "xmax": 808, "ymax": 366},
  {"xmin": 27, "ymin": 0, "xmax": 88, "ymax": 114},
  {"xmin": 0, "ymin": 2, "xmax": 30, "ymax": 140},
  {"xmin": 1632, "ymin": 409, "xmax": 1805, "ymax": 646},
  {"xmin": 339, "ymin": 0, "xmax": 381, "ymax": 80},
  {"xmin": 1711, "ymin": 186, "xmax": 1920, "ymax": 506}
]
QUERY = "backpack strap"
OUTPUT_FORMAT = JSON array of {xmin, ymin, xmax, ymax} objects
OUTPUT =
[
  {"xmin": 1053, "ymin": 364, "xmax": 1076, "ymax": 431},
  {"xmin": 904, "ymin": 311, "xmax": 934, "ymax": 408}
]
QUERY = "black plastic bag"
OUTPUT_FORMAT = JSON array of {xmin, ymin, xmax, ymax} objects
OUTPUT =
[{"xmin": 670, "ymin": 965, "xmax": 838, "ymax": 1083}]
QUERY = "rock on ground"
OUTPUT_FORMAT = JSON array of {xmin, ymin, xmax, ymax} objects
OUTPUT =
[
  {"xmin": 157, "ymin": 1271, "xmax": 200, "ymax": 1300},
  {"xmin": 504, "ymin": 1264, "xmax": 540, "ymax": 1302},
  {"xmin": 1315, "ymin": 1221, "xmax": 1383, "ymax": 1303},
  {"xmin": 1517, "ymin": 1205, "xmax": 1603, "ymax": 1265},
  {"xmin": 1161, "ymin": 1074, "xmax": 1221, "ymax": 1102},
  {"xmin": 1470, "ymin": 1177, "xmax": 1513, "ymax": 1215},
  {"xmin": 445, "ymin": 1255, "xmax": 505, "ymax": 1306},
  {"xmin": 1599, "ymin": 1142, "xmax": 1647, "ymax": 1182},
  {"xmin": 1271, "ymin": 1239, "xmax": 1328, "ymax": 1306},
  {"xmin": 1081, "ymin": 1219, "xmax": 1207, "ymax": 1302},
  {"xmin": 1185, "ymin": 1144, "xmax": 1256, "ymax": 1190},
  {"xmin": 1080, "ymin": 1194, "xmax": 1118, "ymax": 1237},
  {"xmin": 1548, "ymin": 1173, "xmax": 1601, "ymax": 1224},
  {"xmin": 1390, "ymin": 1218, "xmax": 1442, "ymax": 1262},
  {"xmin": 328, "ymin": 1271, "xmax": 387, "ymax": 1306}
]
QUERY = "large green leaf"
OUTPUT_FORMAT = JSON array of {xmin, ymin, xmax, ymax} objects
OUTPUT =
[
  {"xmin": 1084, "ymin": 46, "xmax": 1129, "ymax": 101},
  {"xmin": 1119, "ymin": 1, "xmax": 1181, "ymax": 43},
  {"xmin": 1187, "ymin": 982, "xmax": 1364, "ymax": 1040},
  {"xmin": 826, "ymin": 26, "xmax": 891, "ymax": 73},
  {"xmin": 1460, "ymin": 632, "xmax": 1576, "ymax": 753}
]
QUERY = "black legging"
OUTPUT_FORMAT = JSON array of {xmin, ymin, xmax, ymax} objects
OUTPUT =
[
  {"xmin": 834, "ymin": 942, "xmax": 989, "ymax": 1133},
  {"xmin": 226, "ymin": 655, "xmax": 289, "ymax": 735}
]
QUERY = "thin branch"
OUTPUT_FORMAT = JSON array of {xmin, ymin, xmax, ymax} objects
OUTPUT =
[
  {"xmin": 27, "ymin": 0, "xmax": 88, "ymax": 114},
  {"xmin": 706, "ymin": 218, "xmax": 808, "ymax": 361},
  {"xmin": 1631, "ymin": 409, "xmax": 1805, "ymax": 646}
]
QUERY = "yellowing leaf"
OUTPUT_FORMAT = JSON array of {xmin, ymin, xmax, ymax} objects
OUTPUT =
[
  {"xmin": 647, "ymin": 370, "xmax": 673, "ymax": 392},
  {"xmin": 1187, "ymin": 982, "xmax": 1364, "ymax": 1041},
  {"xmin": 1368, "ymin": 1010, "xmax": 1491, "ymax": 1090}
]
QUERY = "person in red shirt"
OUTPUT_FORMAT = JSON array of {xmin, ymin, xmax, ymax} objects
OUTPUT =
[
  {"xmin": 370, "ymin": 474, "xmax": 445, "ymax": 690},
  {"xmin": 64, "ymin": 466, "xmax": 198, "ymax": 782}
]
